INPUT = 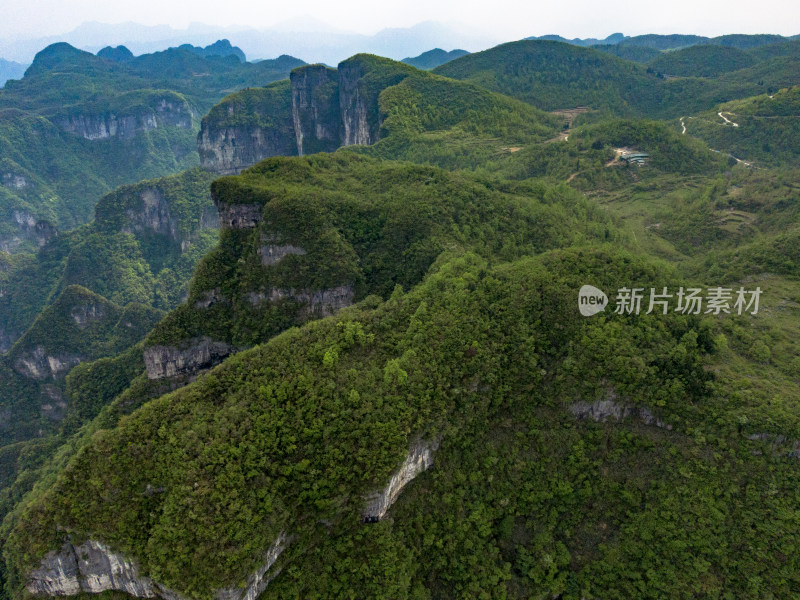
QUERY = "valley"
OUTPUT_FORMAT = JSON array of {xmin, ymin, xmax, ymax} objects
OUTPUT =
[{"xmin": 0, "ymin": 28, "xmax": 799, "ymax": 600}]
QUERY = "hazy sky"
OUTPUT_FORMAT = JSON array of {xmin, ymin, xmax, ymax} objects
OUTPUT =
[{"xmin": 2, "ymin": 0, "xmax": 799, "ymax": 40}]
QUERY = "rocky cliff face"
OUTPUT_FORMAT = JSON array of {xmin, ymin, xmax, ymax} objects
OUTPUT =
[
  {"xmin": 26, "ymin": 536, "xmax": 286, "ymax": 600},
  {"xmin": 337, "ymin": 61, "xmax": 375, "ymax": 147},
  {"xmin": 249, "ymin": 284, "xmax": 355, "ymax": 318},
  {"xmin": 0, "ymin": 210, "xmax": 57, "ymax": 252},
  {"xmin": 570, "ymin": 397, "xmax": 672, "ymax": 430},
  {"xmin": 56, "ymin": 98, "xmax": 193, "ymax": 141},
  {"xmin": 198, "ymin": 82, "xmax": 297, "ymax": 175},
  {"xmin": 13, "ymin": 346, "xmax": 82, "ymax": 380},
  {"xmin": 119, "ymin": 188, "xmax": 178, "ymax": 241},
  {"xmin": 198, "ymin": 125, "xmax": 297, "ymax": 175},
  {"xmin": 143, "ymin": 337, "xmax": 236, "ymax": 380},
  {"xmin": 199, "ymin": 56, "xmax": 413, "ymax": 172},
  {"xmin": 290, "ymin": 65, "xmax": 341, "ymax": 156},
  {"xmin": 363, "ymin": 439, "xmax": 437, "ymax": 521}
]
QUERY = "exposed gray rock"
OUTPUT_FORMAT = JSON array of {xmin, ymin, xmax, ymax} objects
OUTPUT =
[
  {"xmin": 55, "ymin": 100, "xmax": 193, "ymax": 141},
  {"xmin": 338, "ymin": 62, "xmax": 374, "ymax": 146},
  {"xmin": 290, "ymin": 65, "xmax": 341, "ymax": 156},
  {"xmin": 259, "ymin": 242, "xmax": 307, "ymax": 266},
  {"xmin": 215, "ymin": 202, "xmax": 263, "ymax": 229},
  {"xmin": 0, "ymin": 211, "xmax": 57, "ymax": 252},
  {"xmin": 198, "ymin": 126, "xmax": 297, "ymax": 175},
  {"xmin": 570, "ymin": 399, "xmax": 672, "ymax": 430},
  {"xmin": 70, "ymin": 303, "xmax": 106, "ymax": 328},
  {"xmin": 120, "ymin": 188, "xmax": 178, "ymax": 240},
  {"xmin": 144, "ymin": 337, "xmax": 236, "ymax": 380},
  {"xmin": 363, "ymin": 439, "xmax": 437, "ymax": 521},
  {"xmin": 14, "ymin": 346, "xmax": 82, "ymax": 380},
  {"xmin": 26, "ymin": 536, "xmax": 287, "ymax": 600},
  {"xmin": 248, "ymin": 284, "xmax": 354, "ymax": 317},
  {"xmin": 214, "ymin": 534, "xmax": 287, "ymax": 600},
  {"xmin": 1, "ymin": 172, "xmax": 28, "ymax": 189},
  {"xmin": 26, "ymin": 540, "xmax": 157, "ymax": 597},
  {"xmin": 194, "ymin": 288, "xmax": 226, "ymax": 309}
]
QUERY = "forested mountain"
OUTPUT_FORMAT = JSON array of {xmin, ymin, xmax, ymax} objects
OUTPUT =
[
  {"xmin": 0, "ymin": 42, "xmax": 303, "ymax": 251},
  {"xmin": 1, "ymin": 32, "xmax": 800, "ymax": 600},
  {"xmin": 401, "ymin": 48, "xmax": 469, "ymax": 69}
]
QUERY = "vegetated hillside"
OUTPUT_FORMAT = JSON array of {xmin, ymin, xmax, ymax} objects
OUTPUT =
[
  {"xmin": 5, "ymin": 196, "xmax": 800, "ymax": 598},
  {"xmin": 591, "ymin": 43, "xmax": 662, "ymax": 63},
  {"xmin": 0, "ymin": 285, "xmax": 163, "ymax": 446},
  {"xmin": 401, "ymin": 48, "xmax": 469, "ymax": 70},
  {"xmin": 491, "ymin": 119, "xmax": 724, "ymax": 188},
  {"xmin": 198, "ymin": 53, "xmax": 560, "ymax": 174},
  {"xmin": 683, "ymin": 86, "xmax": 800, "ymax": 167},
  {"xmin": 0, "ymin": 167, "xmax": 218, "ymax": 355},
  {"xmin": 647, "ymin": 45, "xmax": 756, "ymax": 77},
  {"xmin": 145, "ymin": 153, "xmax": 614, "ymax": 369},
  {"xmin": 0, "ymin": 42, "xmax": 303, "ymax": 246},
  {"xmin": 433, "ymin": 39, "xmax": 800, "ymax": 119},
  {"xmin": 433, "ymin": 40, "xmax": 658, "ymax": 114},
  {"xmin": 0, "ymin": 167, "xmax": 218, "ymax": 451},
  {"xmin": 2, "ymin": 32, "xmax": 800, "ymax": 600}
]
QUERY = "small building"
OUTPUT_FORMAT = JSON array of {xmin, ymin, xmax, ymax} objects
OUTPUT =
[{"xmin": 620, "ymin": 152, "xmax": 650, "ymax": 165}]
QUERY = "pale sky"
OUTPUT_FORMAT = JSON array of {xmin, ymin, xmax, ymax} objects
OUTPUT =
[{"xmin": 2, "ymin": 0, "xmax": 799, "ymax": 40}]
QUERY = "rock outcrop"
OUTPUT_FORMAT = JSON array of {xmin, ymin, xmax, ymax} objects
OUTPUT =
[
  {"xmin": 119, "ymin": 188, "xmax": 178, "ymax": 240},
  {"xmin": 198, "ymin": 82, "xmax": 297, "ymax": 175},
  {"xmin": 258, "ymin": 236, "xmax": 307, "ymax": 266},
  {"xmin": 198, "ymin": 125, "xmax": 297, "ymax": 175},
  {"xmin": 363, "ymin": 439, "xmax": 437, "ymax": 521},
  {"xmin": 27, "ymin": 535, "xmax": 286, "ymax": 600},
  {"xmin": 290, "ymin": 65, "xmax": 341, "ymax": 156},
  {"xmin": 70, "ymin": 301, "xmax": 107, "ymax": 328},
  {"xmin": 0, "ymin": 211, "xmax": 57, "ymax": 252},
  {"xmin": 570, "ymin": 398, "xmax": 672, "ymax": 430},
  {"xmin": 338, "ymin": 60, "xmax": 376, "ymax": 147},
  {"xmin": 215, "ymin": 202, "xmax": 263, "ymax": 229},
  {"xmin": 248, "ymin": 284, "xmax": 354, "ymax": 318},
  {"xmin": 13, "ymin": 346, "xmax": 82, "ymax": 380},
  {"xmin": 199, "ymin": 56, "xmax": 413, "ymax": 172},
  {"xmin": 144, "ymin": 337, "xmax": 236, "ymax": 380},
  {"xmin": 56, "ymin": 98, "xmax": 193, "ymax": 141}
]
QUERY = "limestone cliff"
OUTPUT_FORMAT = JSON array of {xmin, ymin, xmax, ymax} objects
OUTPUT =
[
  {"xmin": 0, "ymin": 210, "xmax": 57, "ymax": 252},
  {"xmin": 198, "ymin": 81, "xmax": 297, "ymax": 174},
  {"xmin": 290, "ymin": 65, "xmax": 341, "ymax": 156},
  {"xmin": 363, "ymin": 439, "xmax": 437, "ymax": 521},
  {"xmin": 198, "ymin": 54, "xmax": 416, "ymax": 172},
  {"xmin": 143, "ymin": 337, "xmax": 236, "ymax": 380},
  {"xmin": 55, "ymin": 94, "xmax": 194, "ymax": 141},
  {"xmin": 26, "ymin": 535, "xmax": 286, "ymax": 600}
]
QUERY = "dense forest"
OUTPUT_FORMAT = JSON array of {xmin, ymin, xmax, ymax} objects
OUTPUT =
[{"xmin": 0, "ymin": 31, "xmax": 799, "ymax": 600}]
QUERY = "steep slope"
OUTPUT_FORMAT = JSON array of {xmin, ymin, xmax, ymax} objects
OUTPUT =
[
  {"xmin": 6, "ymin": 240, "xmax": 800, "ymax": 599},
  {"xmin": 0, "ymin": 168, "xmax": 218, "ymax": 356},
  {"xmin": 143, "ymin": 152, "xmax": 612, "ymax": 379},
  {"xmin": 199, "ymin": 54, "xmax": 560, "ymax": 174},
  {"xmin": 0, "ymin": 43, "xmax": 303, "ymax": 244},
  {"xmin": 0, "ymin": 285, "xmax": 162, "ymax": 446}
]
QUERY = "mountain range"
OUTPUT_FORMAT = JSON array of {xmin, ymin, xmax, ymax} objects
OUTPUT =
[{"xmin": 0, "ymin": 29, "xmax": 799, "ymax": 600}]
